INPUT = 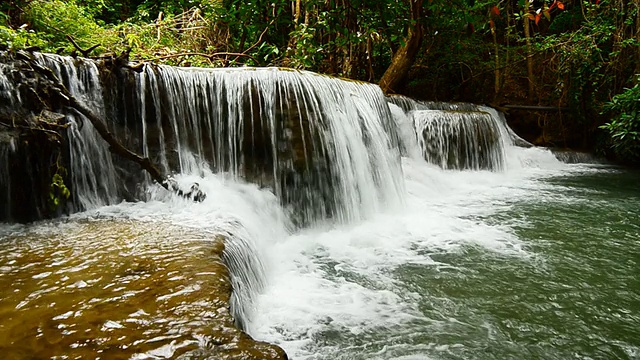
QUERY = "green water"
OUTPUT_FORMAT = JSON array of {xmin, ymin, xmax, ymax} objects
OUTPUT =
[{"xmin": 396, "ymin": 168, "xmax": 640, "ymax": 359}]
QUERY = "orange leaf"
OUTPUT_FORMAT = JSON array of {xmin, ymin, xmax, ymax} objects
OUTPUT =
[
  {"xmin": 535, "ymin": 13, "xmax": 541, "ymax": 25},
  {"xmin": 491, "ymin": 5, "xmax": 500, "ymax": 16},
  {"xmin": 557, "ymin": 1, "xmax": 565, "ymax": 9},
  {"xmin": 490, "ymin": 19, "xmax": 495, "ymax": 29},
  {"xmin": 527, "ymin": 13, "xmax": 536, "ymax": 21}
]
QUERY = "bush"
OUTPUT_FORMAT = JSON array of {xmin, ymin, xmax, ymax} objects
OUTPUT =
[
  {"xmin": 0, "ymin": 25, "xmax": 48, "ymax": 49},
  {"xmin": 23, "ymin": 0, "xmax": 120, "ymax": 53},
  {"xmin": 601, "ymin": 80, "xmax": 640, "ymax": 163}
]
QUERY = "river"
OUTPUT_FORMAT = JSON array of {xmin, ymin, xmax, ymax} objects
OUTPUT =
[
  {"xmin": 251, "ymin": 149, "xmax": 640, "ymax": 359},
  {"xmin": 2, "ymin": 146, "xmax": 638, "ymax": 359}
]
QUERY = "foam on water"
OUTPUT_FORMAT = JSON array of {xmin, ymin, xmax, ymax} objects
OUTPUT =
[
  {"xmin": 246, "ymin": 146, "xmax": 573, "ymax": 359},
  {"xmin": 75, "ymin": 166, "xmax": 289, "ymax": 328},
  {"xmin": 41, "ymin": 143, "xmax": 569, "ymax": 359},
  {"xmin": 51, "ymin": 101, "xmax": 573, "ymax": 359}
]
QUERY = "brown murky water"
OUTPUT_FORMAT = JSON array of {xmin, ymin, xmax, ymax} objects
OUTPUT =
[{"xmin": 0, "ymin": 219, "xmax": 284, "ymax": 359}]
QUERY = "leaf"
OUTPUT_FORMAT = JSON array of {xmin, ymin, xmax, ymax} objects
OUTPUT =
[
  {"xmin": 535, "ymin": 13, "xmax": 541, "ymax": 25},
  {"xmin": 491, "ymin": 6, "xmax": 500, "ymax": 16},
  {"xmin": 543, "ymin": 9, "xmax": 551, "ymax": 21},
  {"xmin": 557, "ymin": 1, "xmax": 565, "ymax": 10}
]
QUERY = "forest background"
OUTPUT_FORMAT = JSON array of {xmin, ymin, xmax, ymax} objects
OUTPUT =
[{"xmin": 1, "ymin": 0, "xmax": 639, "ymax": 164}]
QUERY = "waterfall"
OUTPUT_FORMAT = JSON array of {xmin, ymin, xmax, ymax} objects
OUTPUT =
[
  {"xmin": 1, "ymin": 54, "xmax": 542, "ymax": 349},
  {"xmin": 33, "ymin": 53, "xmax": 120, "ymax": 210},
  {"xmin": 0, "ymin": 62, "xmax": 17, "ymax": 221},
  {"xmin": 121, "ymin": 65, "xmax": 405, "ymax": 224},
  {"xmin": 412, "ymin": 110, "xmax": 506, "ymax": 171},
  {"xmin": 387, "ymin": 95, "xmax": 534, "ymax": 171},
  {"xmin": 0, "ymin": 53, "xmax": 406, "ymax": 224}
]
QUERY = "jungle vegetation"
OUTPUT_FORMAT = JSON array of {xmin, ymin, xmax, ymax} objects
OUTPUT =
[{"xmin": 1, "ymin": 0, "xmax": 639, "ymax": 164}]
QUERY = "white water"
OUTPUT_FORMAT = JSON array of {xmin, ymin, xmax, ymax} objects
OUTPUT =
[
  {"xmin": 247, "ymin": 146, "xmax": 568, "ymax": 359},
  {"xmin": 134, "ymin": 65, "xmax": 404, "ymax": 224},
  {"xmin": 412, "ymin": 110, "xmax": 506, "ymax": 170},
  {"xmin": 65, "ymin": 142, "xmax": 568, "ymax": 359},
  {"xmin": 0, "ymin": 55, "xmax": 586, "ymax": 358},
  {"xmin": 34, "ymin": 53, "xmax": 121, "ymax": 210}
]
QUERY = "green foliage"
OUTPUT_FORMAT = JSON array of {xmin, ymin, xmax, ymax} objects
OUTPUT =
[
  {"xmin": 2, "ymin": 0, "xmax": 639, "ymax": 163},
  {"xmin": 0, "ymin": 25, "xmax": 48, "ymax": 49},
  {"xmin": 601, "ymin": 82, "xmax": 640, "ymax": 163},
  {"xmin": 23, "ymin": 0, "xmax": 120, "ymax": 52},
  {"xmin": 49, "ymin": 172, "xmax": 71, "ymax": 211}
]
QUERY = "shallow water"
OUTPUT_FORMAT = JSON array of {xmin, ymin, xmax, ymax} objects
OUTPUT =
[
  {"xmin": 0, "ymin": 220, "xmax": 235, "ymax": 358},
  {"xmin": 0, "ymin": 216, "xmax": 283, "ymax": 359}
]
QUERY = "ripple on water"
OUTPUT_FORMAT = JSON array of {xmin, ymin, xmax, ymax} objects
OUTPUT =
[{"xmin": 0, "ymin": 219, "xmax": 284, "ymax": 359}]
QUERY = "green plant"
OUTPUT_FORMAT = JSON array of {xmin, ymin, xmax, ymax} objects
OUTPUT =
[
  {"xmin": 23, "ymin": 0, "xmax": 120, "ymax": 53},
  {"xmin": 0, "ymin": 24, "xmax": 47, "ymax": 49},
  {"xmin": 600, "ymin": 81, "xmax": 640, "ymax": 163},
  {"xmin": 49, "ymin": 172, "xmax": 71, "ymax": 211}
]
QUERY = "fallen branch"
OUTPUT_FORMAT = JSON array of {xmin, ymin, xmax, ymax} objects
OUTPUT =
[
  {"xmin": 66, "ymin": 35, "xmax": 100, "ymax": 57},
  {"xmin": 18, "ymin": 50, "xmax": 205, "ymax": 202}
]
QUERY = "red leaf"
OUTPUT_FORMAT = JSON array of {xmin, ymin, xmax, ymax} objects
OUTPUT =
[
  {"xmin": 491, "ymin": 6, "xmax": 500, "ymax": 16},
  {"xmin": 527, "ymin": 13, "xmax": 536, "ymax": 21},
  {"xmin": 490, "ymin": 19, "xmax": 495, "ymax": 29},
  {"xmin": 557, "ymin": 1, "xmax": 565, "ymax": 9},
  {"xmin": 535, "ymin": 13, "xmax": 541, "ymax": 25}
]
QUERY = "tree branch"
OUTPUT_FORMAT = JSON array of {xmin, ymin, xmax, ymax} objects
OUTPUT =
[
  {"xmin": 17, "ymin": 50, "xmax": 206, "ymax": 202},
  {"xmin": 66, "ymin": 35, "xmax": 100, "ymax": 57}
]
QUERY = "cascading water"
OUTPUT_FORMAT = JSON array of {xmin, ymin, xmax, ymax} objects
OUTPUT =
[
  {"xmin": 122, "ymin": 65, "xmax": 405, "ymax": 224},
  {"xmin": 412, "ymin": 110, "xmax": 506, "ymax": 171},
  {"xmin": 0, "ymin": 62, "xmax": 18, "ymax": 221},
  {"xmin": 386, "ymin": 95, "xmax": 534, "ymax": 171},
  {"xmin": 2, "ymin": 55, "xmax": 635, "ymax": 360},
  {"xmin": 2, "ymin": 53, "xmax": 406, "ymax": 224},
  {"xmin": 33, "ymin": 53, "xmax": 120, "ymax": 210}
]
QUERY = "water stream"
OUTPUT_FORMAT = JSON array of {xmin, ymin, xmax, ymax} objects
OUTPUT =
[
  {"xmin": 248, "ymin": 152, "xmax": 640, "ymax": 359},
  {"xmin": 1, "ymin": 56, "xmax": 639, "ymax": 359}
]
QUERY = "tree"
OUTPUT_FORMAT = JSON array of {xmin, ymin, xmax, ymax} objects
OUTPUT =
[{"xmin": 378, "ymin": 0, "xmax": 425, "ymax": 94}]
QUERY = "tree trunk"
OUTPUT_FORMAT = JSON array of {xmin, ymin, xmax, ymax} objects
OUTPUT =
[
  {"xmin": 491, "ymin": 20, "xmax": 500, "ymax": 95},
  {"xmin": 523, "ymin": 15, "xmax": 535, "ymax": 99},
  {"xmin": 294, "ymin": 0, "xmax": 301, "ymax": 24},
  {"xmin": 378, "ymin": 0, "xmax": 424, "ymax": 94}
]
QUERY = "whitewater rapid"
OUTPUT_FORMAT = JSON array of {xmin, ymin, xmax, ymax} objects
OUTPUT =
[
  {"xmin": 247, "ymin": 147, "xmax": 569, "ymax": 359},
  {"xmin": 65, "ymin": 144, "xmax": 579, "ymax": 359}
]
